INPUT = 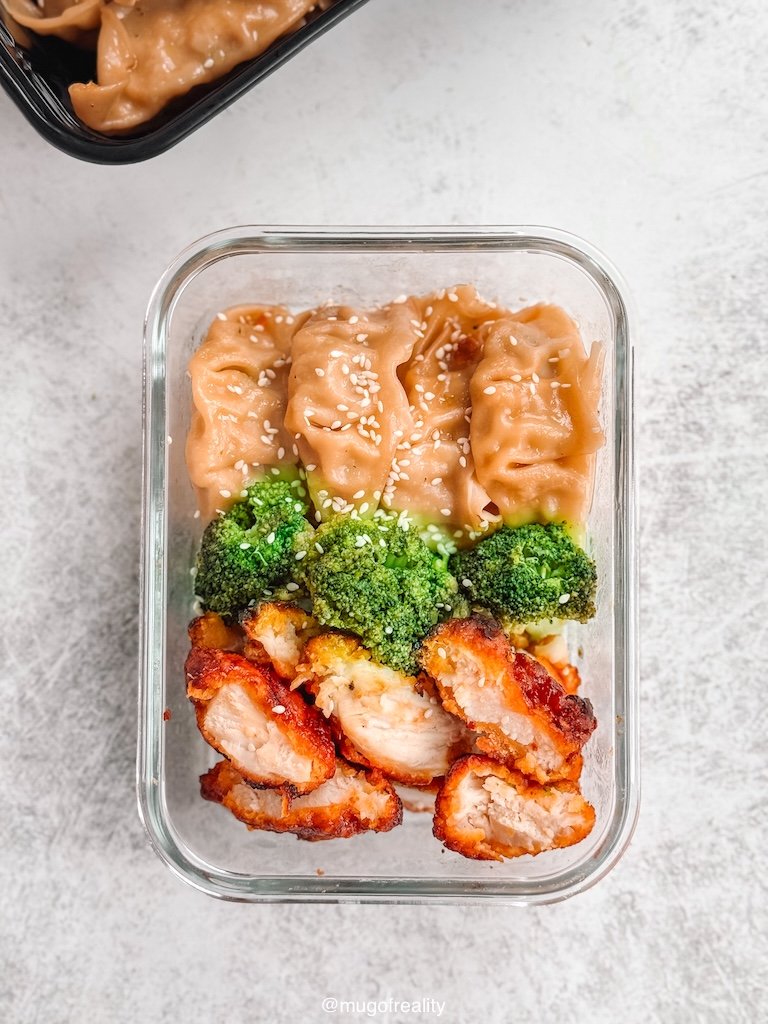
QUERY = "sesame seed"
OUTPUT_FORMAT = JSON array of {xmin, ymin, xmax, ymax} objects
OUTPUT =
[
  {"xmin": 216, "ymin": 312, "xmax": 227, "ymax": 321},
  {"xmin": 431, "ymin": 477, "xmax": 443, "ymax": 485},
  {"xmin": 440, "ymin": 508, "xmax": 451, "ymax": 516},
  {"xmin": 532, "ymin": 372, "xmax": 540, "ymax": 383},
  {"xmin": 286, "ymin": 582, "xmax": 299, "ymax": 592},
  {"xmin": 193, "ymin": 510, "xmax": 200, "ymax": 519},
  {"xmin": 277, "ymin": 447, "xmax": 285, "ymax": 459},
  {"xmin": 437, "ymin": 647, "xmax": 447, "ymax": 659},
  {"xmin": 424, "ymin": 708, "xmax": 434, "ymax": 719},
  {"xmin": 559, "ymin": 593, "xmax": 571, "ymax": 604},
  {"xmin": 219, "ymin": 489, "xmax": 231, "ymax": 498},
  {"xmin": 349, "ymin": 315, "xmax": 359, "ymax": 325},
  {"xmin": 550, "ymin": 381, "xmax": 561, "ymax": 389},
  {"xmin": 384, "ymin": 626, "xmax": 393, "ymax": 635},
  {"xmin": 448, "ymin": 292, "xmax": 459, "ymax": 302},
  {"xmin": 272, "ymin": 705, "xmax": 286, "ymax": 714},
  {"xmin": 267, "ymin": 532, "xmax": 276, "ymax": 543},
  {"xmin": 462, "ymin": 578, "xmax": 472, "ymax": 588},
  {"xmin": 295, "ymin": 550, "xmax": 307, "ymax": 561},
  {"xmin": 393, "ymin": 294, "xmax": 407, "ymax": 304},
  {"xmin": 353, "ymin": 489, "xmax": 365, "ymax": 499},
  {"xmin": 483, "ymin": 385, "xmax": 497, "ymax": 395}
]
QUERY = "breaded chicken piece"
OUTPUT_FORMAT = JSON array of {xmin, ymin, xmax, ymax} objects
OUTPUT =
[
  {"xmin": 433, "ymin": 754, "xmax": 595, "ymax": 861},
  {"xmin": 421, "ymin": 617, "xmax": 596, "ymax": 783},
  {"xmin": 187, "ymin": 611, "xmax": 243, "ymax": 652},
  {"xmin": 241, "ymin": 601, "xmax": 320, "ymax": 680},
  {"xmin": 200, "ymin": 758, "xmax": 402, "ymax": 840},
  {"xmin": 186, "ymin": 647, "xmax": 335, "ymax": 795},
  {"xmin": 294, "ymin": 633, "xmax": 470, "ymax": 786}
]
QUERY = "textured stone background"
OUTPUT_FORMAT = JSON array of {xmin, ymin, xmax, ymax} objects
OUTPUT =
[{"xmin": 1, "ymin": 1, "xmax": 766, "ymax": 1022}]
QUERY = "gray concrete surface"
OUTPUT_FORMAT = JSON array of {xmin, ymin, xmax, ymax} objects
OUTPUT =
[{"xmin": 1, "ymin": 1, "xmax": 766, "ymax": 1021}]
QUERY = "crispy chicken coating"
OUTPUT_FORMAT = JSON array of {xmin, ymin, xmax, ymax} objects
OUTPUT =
[
  {"xmin": 420, "ymin": 617, "xmax": 596, "ymax": 783},
  {"xmin": 504, "ymin": 629, "xmax": 582, "ymax": 694},
  {"xmin": 294, "ymin": 633, "xmax": 470, "ymax": 786},
  {"xmin": 186, "ymin": 646, "xmax": 335, "ymax": 795},
  {"xmin": 200, "ymin": 758, "xmax": 402, "ymax": 840},
  {"xmin": 187, "ymin": 611, "xmax": 243, "ymax": 651},
  {"xmin": 241, "ymin": 601, "xmax": 321, "ymax": 680},
  {"xmin": 433, "ymin": 754, "xmax": 595, "ymax": 861}
]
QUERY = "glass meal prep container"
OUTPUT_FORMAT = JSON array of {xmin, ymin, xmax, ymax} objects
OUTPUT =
[
  {"xmin": 0, "ymin": 0, "xmax": 369, "ymax": 163},
  {"xmin": 139, "ymin": 226, "xmax": 638, "ymax": 905}
]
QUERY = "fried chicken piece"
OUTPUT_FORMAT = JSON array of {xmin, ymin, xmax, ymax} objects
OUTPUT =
[
  {"xmin": 505, "ymin": 628, "xmax": 582, "ymax": 694},
  {"xmin": 241, "ymin": 602, "xmax": 320, "ymax": 680},
  {"xmin": 200, "ymin": 758, "xmax": 402, "ymax": 840},
  {"xmin": 534, "ymin": 655, "xmax": 582, "ymax": 695},
  {"xmin": 421, "ymin": 617, "xmax": 596, "ymax": 783},
  {"xmin": 433, "ymin": 754, "xmax": 595, "ymax": 861},
  {"xmin": 294, "ymin": 633, "xmax": 470, "ymax": 786},
  {"xmin": 187, "ymin": 612, "xmax": 243, "ymax": 652},
  {"xmin": 186, "ymin": 647, "xmax": 335, "ymax": 795}
]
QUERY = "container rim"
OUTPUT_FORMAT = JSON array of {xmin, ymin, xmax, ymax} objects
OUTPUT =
[{"xmin": 139, "ymin": 225, "xmax": 639, "ymax": 904}]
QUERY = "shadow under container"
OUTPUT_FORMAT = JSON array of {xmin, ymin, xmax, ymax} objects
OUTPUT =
[{"xmin": 140, "ymin": 226, "xmax": 638, "ymax": 904}]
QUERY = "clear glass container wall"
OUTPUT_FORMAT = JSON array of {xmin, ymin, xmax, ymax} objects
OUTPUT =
[{"xmin": 140, "ymin": 228, "xmax": 637, "ymax": 904}]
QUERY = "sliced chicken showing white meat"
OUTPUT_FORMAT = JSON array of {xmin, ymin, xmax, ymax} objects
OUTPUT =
[
  {"xmin": 420, "ymin": 617, "xmax": 596, "ymax": 783},
  {"xmin": 294, "ymin": 633, "xmax": 470, "ymax": 786},
  {"xmin": 186, "ymin": 646, "xmax": 335, "ymax": 795},
  {"xmin": 433, "ymin": 755, "xmax": 595, "ymax": 861},
  {"xmin": 200, "ymin": 758, "xmax": 402, "ymax": 840}
]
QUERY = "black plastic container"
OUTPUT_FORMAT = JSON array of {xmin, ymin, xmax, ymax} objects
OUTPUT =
[{"xmin": 0, "ymin": 0, "xmax": 369, "ymax": 164}]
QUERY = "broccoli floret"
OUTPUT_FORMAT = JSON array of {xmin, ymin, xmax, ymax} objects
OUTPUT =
[
  {"xmin": 299, "ymin": 513, "xmax": 460, "ymax": 673},
  {"xmin": 450, "ymin": 522, "xmax": 597, "ymax": 627},
  {"xmin": 195, "ymin": 477, "xmax": 311, "ymax": 618}
]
